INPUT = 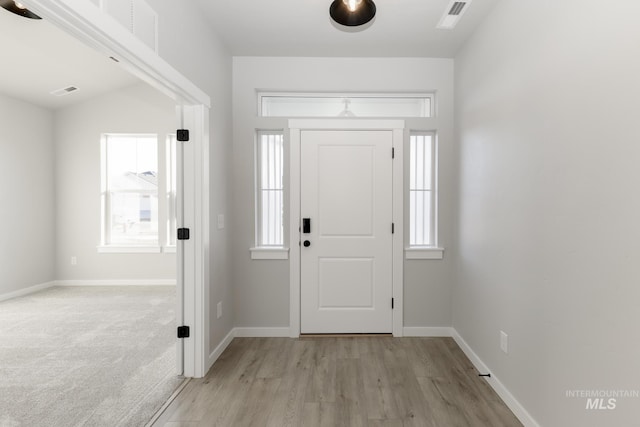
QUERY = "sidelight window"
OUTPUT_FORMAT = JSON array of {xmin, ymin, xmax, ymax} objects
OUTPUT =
[
  {"xmin": 409, "ymin": 132, "xmax": 437, "ymax": 247},
  {"xmin": 256, "ymin": 131, "xmax": 284, "ymax": 247}
]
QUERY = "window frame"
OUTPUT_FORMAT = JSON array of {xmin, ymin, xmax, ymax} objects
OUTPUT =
[
  {"xmin": 254, "ymin": 130, "xmax": 286, "ymax": 252},
  {"xmin": 99, "ymin": 133, "xmax": 162, "ymax": 252},
  {"xmin": 165, "ymin": 133, "xmax": 178, "ymax": 251},
  {"xmin": 406, "ymin": 131, "xmax": 443, "ymax": 259},
  {"xmin": 258, "ymin": 92, "xmax": 435, "ymax": 118}
]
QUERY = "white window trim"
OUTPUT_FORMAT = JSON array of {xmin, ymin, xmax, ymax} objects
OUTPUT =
[
  {"xmin": 254, "ymin": 130, "xmax": 285, "ymax": 251},
  {"xmin": 259, "ymin": 92, "xmax": 435, "ymax": 118},
  {"xmin": 166, "ymin": 134, "xmax": 178, "ymax": 248},
  {"xmin": 408, "ymin": 131, "xmax": 439, "ymax": 251},
  {"xmin": 250, "ymin": 247, "xmax": 289, "ymax": 260},
  {"xmin": 101, "ymin": 133, "xmax": 161, "ymax": 248},
  {"xmin": 405, "ymin": 247, "xmax": 444, "ymax": 260}
]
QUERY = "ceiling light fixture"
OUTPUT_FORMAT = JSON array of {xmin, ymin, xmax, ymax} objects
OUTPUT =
[
  {"xmin": 330, "ymin": 0, "xmax": 376, "ymax": 27},
  {"xmin": 0, "ymin": 0, "xmax": 42, "ymax": 19}
]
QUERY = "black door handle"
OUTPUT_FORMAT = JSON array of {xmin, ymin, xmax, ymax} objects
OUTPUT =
[
  {"xmin": 303, "ymin": 240, "xmax": 311, "ymax": 247},
  {"xmin": 303, "ymin": 218, "xmax": 311, "ymax": 234}
]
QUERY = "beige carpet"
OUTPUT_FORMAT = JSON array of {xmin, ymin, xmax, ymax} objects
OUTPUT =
[{"xmin": 0, "ymin": 286, "xmax": 183, "ymax": 427}]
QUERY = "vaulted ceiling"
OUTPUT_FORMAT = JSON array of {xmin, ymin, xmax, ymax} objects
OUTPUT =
[{"xmin": 0, "ymin": 7, "xmax": 137, "ymax": 109}]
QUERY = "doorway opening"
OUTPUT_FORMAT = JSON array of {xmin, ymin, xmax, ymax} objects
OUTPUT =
[{"xmin": 0, "ymin": 2, "xmax": 210, "ymax": 425}]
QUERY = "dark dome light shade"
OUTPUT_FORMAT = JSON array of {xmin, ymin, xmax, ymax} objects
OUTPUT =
[
  {"xmin": 0, "ymin": 0, "xmax": 42, "ymax": 19},
  {"xmin": 330, "ymin": 0, "xmax": 376, "ymax": 27}
]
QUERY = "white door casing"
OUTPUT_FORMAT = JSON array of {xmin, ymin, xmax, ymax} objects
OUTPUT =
[
  {"xmin": 289, "ymin": 120, "xmax": 405, "ymax": 337},
  {"xmin": 301, "ymin": 130, "xmax": 393, "ymax": 333}
]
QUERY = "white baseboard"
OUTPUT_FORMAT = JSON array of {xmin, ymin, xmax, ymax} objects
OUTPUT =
[
  {"xmin": 452, "ymin": 329, "xmax": 540, "ymax": 427},
  {"xmin": 0, "ymin": 281, "xmax": 56, "ymax": 302},
  {"xmin": 403, "ymin": 326, "xmax": 454, "ymax": 337},
  {"xmin": 234, "ymin": 327, "xmax": 291, "ymax": 337},
  {"xmin": 206, "ymin": 328, "xmax": 236, "ymax": 372},
  {"xmin": 205, "ymin": 327, "xmax": 290, "ymax": 373},
  {"xmin": 55, "ymin": 279, "xmax": 176, "ymax": 286}
]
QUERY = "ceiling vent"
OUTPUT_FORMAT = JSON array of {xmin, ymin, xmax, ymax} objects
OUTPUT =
[
  {"xmin": 50, "ymin": 86, "xmax": 79, "ymax": 97},
  {"xmin": 437, "ymin": 0, "xmax": 472, "ymax": 29},
  {"xmin": 448, "ymin": 2, "xmax": 466, "ymax": 16}
]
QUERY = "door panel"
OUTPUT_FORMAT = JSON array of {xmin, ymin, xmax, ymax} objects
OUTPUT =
[
  {"xmin": 301, "ymin": 130, "xmax": 393, "ymax": 333},
  {"xmin": 318, "ymin": 258, "xmax": 374, "ymax": 308}
]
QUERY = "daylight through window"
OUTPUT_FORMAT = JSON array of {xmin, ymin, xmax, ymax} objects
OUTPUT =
[
  {"xmin": 409, "ymin": 132, "xmax": 436, "ymax": 247},
  {"xmin": 101, "ymin": 134, "xmax": 159, "ymax": 246},
  {"xmin": 256, "ymin": 131, "xmax": 284, "ymax": 247}
]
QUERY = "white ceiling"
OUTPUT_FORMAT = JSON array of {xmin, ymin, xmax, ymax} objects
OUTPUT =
[
  {"xmin": 194, "ymin": 0, "xmax": 500, "ymax": 57},
  {"xmin": 0, "ymin": 8, "xmax": 138, "ymax": 110},
  {"xmin": 1, "ymin": 0, "xmax": 498, "ymax": 110}
]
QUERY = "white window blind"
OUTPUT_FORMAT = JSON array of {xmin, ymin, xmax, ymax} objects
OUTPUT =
[
  {"xmin": 409, "ymin": 133, "xmax": 436, "ymax": 247},
  {"xmin": 257, "ymin": 132, "xmax": 284, "ymax": 247},
  {"xmin": 101, "ymin": 134, "xmax": 159, "ymax": 246}
]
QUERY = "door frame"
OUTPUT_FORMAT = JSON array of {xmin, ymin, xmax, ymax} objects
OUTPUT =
[
  {"xmin": 25, "ymin": 0, "xmax": 211, "ymax": 377},
  {"xmin": 288, "ymin": 119, "xmax": 405, "ymax": 337}
]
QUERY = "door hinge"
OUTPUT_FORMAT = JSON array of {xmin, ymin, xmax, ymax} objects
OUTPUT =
[
  {"xmin": 177, "ymin": 325, "xmax": 190, "ymax": 338},
  {"xmin": 392, "ymin": 223, "xmax": 395, "ymax": 234},
  {"xmin": 177, "ymin": 228, "xmax": 190, "ymax": 240},
  {"xmin": 392, "ymin": 147, "xmax": 395, "ymax": 159},
  {"xmin": 392, "ymin": 298, "xmax": 394, "ymax": 309},
  {"xmin": 176, "ymin": 129, "xmax": 190, "ymax": 142}
]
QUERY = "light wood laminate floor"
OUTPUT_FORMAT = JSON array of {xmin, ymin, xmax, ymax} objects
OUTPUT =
[{"xmin": 153, "ymin": 337, "xmax": 522, "ymax": 427}]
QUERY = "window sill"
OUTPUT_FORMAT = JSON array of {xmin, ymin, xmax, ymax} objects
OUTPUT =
[
  {"xmin": 163, "ymin": 246, "xmax": 177, "ymax": 253},
  {"xmin": 97, "ymin": 246, "xmax": 162, "ymax": 254},
  {"xmin": 405, "ymin": 247, "xmax": 444, "ymax": 260},
  {"xmin": 250, "ymin": 247, "xmax": 289, "ymax": 260}
]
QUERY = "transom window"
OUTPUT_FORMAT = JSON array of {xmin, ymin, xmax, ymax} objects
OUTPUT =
[
  {"xmin": 259, "ymin": 93, "xmax": 433, "ymax": 118},
  {"xmin": 409, "ymin": 132, "xmax": 437, "ymax": 247}
]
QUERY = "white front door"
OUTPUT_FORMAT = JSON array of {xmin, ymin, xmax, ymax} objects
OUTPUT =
[{"xmin": 300, "ymin": 130, "xmax": 393, "ymax": 333}]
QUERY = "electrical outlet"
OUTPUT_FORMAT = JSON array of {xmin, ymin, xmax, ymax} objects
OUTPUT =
[
  {"xmin": 217, "ymin": 302, "xmax": 222, "ymax": 319},
  {"xmin": 217, "ymin": 214, "xmax": 225, "ymax": 230},
  {"xmin": 500, "ymin": 331, "xmax": 508, "ymax": 354},
  {"xmin": 71, "ymin": 256, "xmax": 77, "ymax": 266}
]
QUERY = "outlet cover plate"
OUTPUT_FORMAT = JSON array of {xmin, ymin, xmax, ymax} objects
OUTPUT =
[{"xmin": 500, "ymin": 331, "xmax": 508, "ymax": 354}]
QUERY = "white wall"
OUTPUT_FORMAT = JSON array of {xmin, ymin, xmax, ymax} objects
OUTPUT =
[
  {"xmin": 0, "ymin": 94, "xmax": 55, "ymax": 295},
  {"xmin": 55, "ymin": 83, "xmax": 176, "ymax": 281},
  {"xmin": 454, "ymin": 1, "xmax": 640, "ymax": 425},
  {"xmin": 232, "ymin": 57, "xmax": 455, "ymax": 329},
  {"xmin": 152, "ymin": 0, "xmax": 234, "ymax": 357}
]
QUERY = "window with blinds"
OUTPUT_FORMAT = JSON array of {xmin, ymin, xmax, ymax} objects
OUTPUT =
[
  {"xmin": 256, "ymin": 131, "xmax": 284, "ymax": 247},
  {"xmin": 409, "ymin": 132, "xmax": 436, "ymax": 247}
]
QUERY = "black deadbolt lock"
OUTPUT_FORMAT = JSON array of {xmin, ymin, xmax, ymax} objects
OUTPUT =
[{"xmin": 303, "ymin": 240, "xmax": 311, "ymax": 247}]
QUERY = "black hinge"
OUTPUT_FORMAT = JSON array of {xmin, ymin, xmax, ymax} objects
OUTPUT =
[
  {"xmin": 177, "ymin": 228, "xmax": 190, "ymax": 240},
  {"xmin": 177, "ymin": 326, "xmax": 190, "ymax": 338},
  {"xmin": 392, "ymin": 223, "xmax": 395, "ymax": 234},
  {"xmin": 392, "ymin": 298, "xmax": 394, "ymax": 309},
  {"xmin": 392, "ymin": 147, "xmax": 395, "ymax": 159},
  {"xmin": 176, "ymin": 129, "xmax": 190, "ymax": 142}
]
